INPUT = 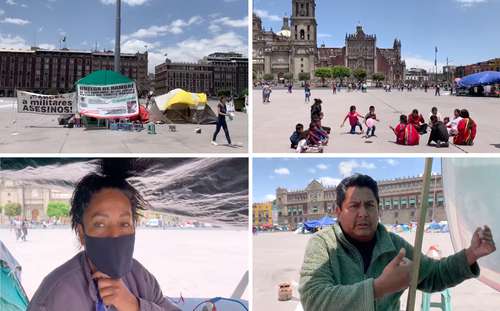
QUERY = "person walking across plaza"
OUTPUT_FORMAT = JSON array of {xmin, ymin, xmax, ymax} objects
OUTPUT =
[
  {"xmin": 211, "ymin": 96, "xmax": 232, "ymax": 146},
  {"xmin": 435, "ymin": 84, "xmax": 441, "ymax": 96},
  {"xmin": 305, "ymin": 83, "xmax": 311, "ymax": 103}
]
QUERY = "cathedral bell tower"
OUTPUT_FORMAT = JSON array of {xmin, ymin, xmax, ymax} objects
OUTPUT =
[{"xmin": 290, "ymin": 0, "xmax": 317, "ymax": 79}]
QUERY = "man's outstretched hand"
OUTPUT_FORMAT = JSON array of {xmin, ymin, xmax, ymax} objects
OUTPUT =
[{"xmin": 465, "ymin": 225, "xmax": 496, "ymax": 265}]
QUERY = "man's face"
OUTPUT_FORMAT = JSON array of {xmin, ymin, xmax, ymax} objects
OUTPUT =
[{"xmin": 336, "ymin": 186, "xmax": 379, "ymax": 242}]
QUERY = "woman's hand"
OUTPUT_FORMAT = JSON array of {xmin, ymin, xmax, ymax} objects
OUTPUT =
[{"xmin": 93, "ymin": 272, "xmax": 139, "ymax": 311}]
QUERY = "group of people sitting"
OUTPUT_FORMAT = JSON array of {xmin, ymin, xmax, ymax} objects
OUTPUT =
[
  {"xmin": 289, "ymin": 98, "xmax": 331, "ymax": 153},
  {"xmin": 390, "ymin": 107, "xmax": 477, "ymax": 147}
]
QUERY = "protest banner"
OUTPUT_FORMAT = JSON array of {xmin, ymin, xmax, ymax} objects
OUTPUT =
[
  {"xmin": 17, "ymin": 91, "xmax": 76, "ymax": 115},
  {"xmin": 77, "ymin": 82, "xmax": 139, "ymax": 118}
]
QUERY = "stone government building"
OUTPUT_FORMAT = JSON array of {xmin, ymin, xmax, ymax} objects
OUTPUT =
[
  {"xmin": 270, "ymin": 175, "xmax": 444, "ymax": 229},
  {"xmin": 253, "ymin": 0, "xmax": 406, "ymax": 83}
]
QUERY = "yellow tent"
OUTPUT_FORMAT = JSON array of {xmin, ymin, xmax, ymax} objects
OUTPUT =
[
  {"xmin": 151, "ymin": 89, "xmax": 216, "ymax": 124},
  {"xmin": 154, "ymin": 89, "xmax": 207, "ymax": 111}
]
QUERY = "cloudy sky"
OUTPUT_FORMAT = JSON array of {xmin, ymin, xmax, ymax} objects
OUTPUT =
[
  {"xmin": 254, "ymin": 0, "xmax": 500, "ymax": 72},
  {"xmin": 0, "ymin": 0, "xmax": 248, "ymax": 73},
  {"xmin": 253, "ymin": 158, "xmax": 442, "ymax": 202}
]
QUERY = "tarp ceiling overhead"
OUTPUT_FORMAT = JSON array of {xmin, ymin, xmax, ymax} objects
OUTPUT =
[{"xmin": 457, "ymin": 71, "xmax": 500, "ymax": 88}]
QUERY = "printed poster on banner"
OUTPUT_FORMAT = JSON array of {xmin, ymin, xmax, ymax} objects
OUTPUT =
[
  {"xmin": 77, "ymin": 82, "xmax": 139, "ymax": 118},
  {"xmin": 17, "ymin": 91, "xmax": 76, "ymax": 115}
]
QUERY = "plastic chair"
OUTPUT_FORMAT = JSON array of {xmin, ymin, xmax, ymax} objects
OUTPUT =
[{"xmin": 421, "ymin": 289, "xmax": 451, "ymax": 311}]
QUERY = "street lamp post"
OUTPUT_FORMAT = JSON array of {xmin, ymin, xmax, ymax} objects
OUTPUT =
[{"xmin": 114, "ymin": 0, "xmax": 121, "ymax": 73}]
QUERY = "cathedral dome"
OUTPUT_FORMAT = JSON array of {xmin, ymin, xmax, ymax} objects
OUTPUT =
[{"xmin": 277, "ymin": 29, "xmax": 291, "ymax": 37}]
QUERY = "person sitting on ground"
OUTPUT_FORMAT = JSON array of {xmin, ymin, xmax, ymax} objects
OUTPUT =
[
  {"xmin": 408, "ymin": 109, "xmax": 427, "ymax": 134},
  {"xmin": 341, "ymin": 105, "xmax": 364, "ymax": 134},
  {"xmin": 310, "ymin": 98, "xmax": 322, "ymax": 121},
  {"xmin": 312, "ymin": 112, "xmax": 331, "ymax": 134},
  {"xmin": 390, "ymin": 115, "xmax": 419, "ymax": 146},
  {"xmin": 364, "ymin": 106, "xmax": 379, "ymax": 137},
  {"xmin": 313, "ymin": 119, "xmax": 329, "ymax": 145},
  {"xmin": 453, "ymin": 109, "xmax": 477, "ymax": 145},
  {"xmin": 307, "ymin": 122, "xmax": 323, "ymax": 146},
  {"xmin": 290, "ymin": 123, "xmax": 304, "ymax": 149},
  {"xmin": 299, "ymin": 173, "xmax": 496, "ymax": 311},
  {"xmin": 446, "ymin": 108, "xmax": 463, "ymax": 136},
  {"xmin": 428, "ymin": 106, "xmax": 442, "ymax": 123},
  {"xmin": 427, "ymin": 115, "xmax": 449, "ymax": 148}
]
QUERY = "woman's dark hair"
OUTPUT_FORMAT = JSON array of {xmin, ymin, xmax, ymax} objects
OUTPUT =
[
  {"xmin": 400, "ymin": 114, "xmax": 408, "ymax": 123},
  {"xmin": 431, "ymin": 107, "xmax": 438, "ymax": 113},
  {"xmin": 336, "ymin": 174, "xmax": 380, "ymax": 209},
  {"xmin": 412, "ymin": 109, "xmax": 419, "ymax": 114},
  {"xmin": 454, "ymin": 108, "xmax": 460, "ymax": 115},
  {"xmin": 350, "ymin": 105, "xmax": 356, "ymax": 112},
  {"xmin": 460, "ymin": 109, "xmax": 470, "ymax": 118},
  {"xmin": 70, "ymin": 159, "xmax": 148, "ymax": 232},
  {"xmin": 313, "ymin": 98, "xmax": 322, "ymax": 104}
]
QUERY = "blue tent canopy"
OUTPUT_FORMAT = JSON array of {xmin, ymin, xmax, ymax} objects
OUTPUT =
[
  {"xmin": 457, "ymin": 71, "xmax": 500, "ymax": 88},
  {"xmin": 303, "ymin": 216, "xmax": 336, "ymax": 231}
]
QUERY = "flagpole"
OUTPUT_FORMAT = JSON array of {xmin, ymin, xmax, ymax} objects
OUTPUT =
[{"xmin": 114, "ymin": 0, "xmax": 121, "ymax": 73}]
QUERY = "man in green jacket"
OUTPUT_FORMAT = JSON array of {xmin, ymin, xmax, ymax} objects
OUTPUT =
[{"xmin": 299, "ymin": 174, "xmax": 496, "ymax": 311}]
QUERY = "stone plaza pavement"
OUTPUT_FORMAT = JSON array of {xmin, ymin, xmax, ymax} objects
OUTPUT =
[
  {"xmin": 1, "ymin": 228, "xmax": 248, "ymax": 301},
  {"xmin": 0, "ymin": 99, "xmax": 247, "ymax": 153},
  {"xmin": 253, "ymin": 231, "xmax": 500, "ymax": 311},
  {"xmin": 253, "ymin": 88, "xmax": 500, "ymax": 153}
]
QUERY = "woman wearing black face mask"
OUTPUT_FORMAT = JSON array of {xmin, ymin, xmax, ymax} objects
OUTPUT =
[{"xmin": 28, "ymin": 161, "xmax": 180, "ymax": 311}]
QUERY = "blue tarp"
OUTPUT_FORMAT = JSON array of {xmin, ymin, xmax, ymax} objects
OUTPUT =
[
  {"xmin": 303, "ymin": 216, "xmax": 336, "ymax": 231},
  {"xmin": 457, "ymin": 71, "xmax": 500, "ymax": 88}
]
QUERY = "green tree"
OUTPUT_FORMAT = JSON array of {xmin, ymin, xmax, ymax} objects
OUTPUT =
[
  {"xmin": 4, "ymin": 203, "xmax": 22, "ymax": 217},
  {"xmin": 331, "ymin": 66, "xmax": 352, "ymax": 85},
  {"xmin": 372, "ymin": 73, "xmax": 385, "ymax": 86},
  {"xmin": 314, "ymin": 67, "xmax": 332, "ymax": 86},
  {"xmin": 46, "ymin": 201, "xmax": 70, "ymax": 218},
  {"xmin": 283, "ymin": 72, "xmax": 294, "ymax": 82},
  {"xmin": 353, "ymin": 68, "xmax": 367, "ymax": 82},
  {"xmin": 298, "ymin": 72, "xmax": 311, "ymax": 82},
  {"xmin": 263, "ymin": 73, "xmax": 274, "ymax": 82}
]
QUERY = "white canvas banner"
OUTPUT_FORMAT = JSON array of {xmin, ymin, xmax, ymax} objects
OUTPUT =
[
  {"xmin": 77, "ymin": 82, "xmax": 139, "ymax": 118},
  {"xmin": 17, "ymin": 91, "xmax": 76, "ymax": 115}
]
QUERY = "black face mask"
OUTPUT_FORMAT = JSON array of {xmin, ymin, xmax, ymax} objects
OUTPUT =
[{"xmin": 84, "ymin": 232, "xmax": 135, "ymax": 279}]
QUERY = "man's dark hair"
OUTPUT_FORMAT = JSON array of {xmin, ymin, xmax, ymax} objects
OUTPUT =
[
  {"xmin": 430, "ymin": 115, "xmax": 438, "ymax": 123},
  {"xmin": 369, "ymin": 105, "xmax": 375, "ymax": 110},
  {"xmin": 400, "ymin": 114, "xmax": 408, "ymax": 123},
  {"xmin": 295, "ymin": 123, "xmax": 304, "ymax": 131},
  {"xmin": 431, "ymin": 107, "xmax": 438, "ymax": 113},
  {"xmin": 336, "ymin": 174, "xmax": 380, "ymax": 208},
  {"xmin": 70, "ymin": 159, "xmax": 148, "ymax": 232}
]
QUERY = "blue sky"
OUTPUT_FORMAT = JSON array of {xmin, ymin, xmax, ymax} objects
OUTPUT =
[
  {"xmin": 253, "ymin": 158, "xmax": 442, "ymax": 203},
  {"xmin": 0, "ymin": 0, "xmax": 248, "ymax": 72},
  {"xmin": 254, "ymin": 0, "xmax": 500, "ymax": 72}
]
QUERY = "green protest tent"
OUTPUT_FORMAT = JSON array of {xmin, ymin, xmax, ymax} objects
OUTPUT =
[{"xmin": 75, "ymin": 70, "xmax": 133, "ymax": 86}]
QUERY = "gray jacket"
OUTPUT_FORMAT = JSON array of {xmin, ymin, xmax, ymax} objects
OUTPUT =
[{"xmin": 28, "ymin": 251, "xmax": 180, "ymax": 311}]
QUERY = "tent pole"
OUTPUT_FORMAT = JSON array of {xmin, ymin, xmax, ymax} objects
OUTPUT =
[{"xmin": 405, "ymin": 158, "xmax": 433, "ymax": 311}]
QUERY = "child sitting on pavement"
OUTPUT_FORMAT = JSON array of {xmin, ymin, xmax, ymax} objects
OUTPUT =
[
  {"xmin": 290, "ymin": 123, "xmax": 304, "ymax": 149},
  {"xmin": 390, "ymin": 114, "xmax": 419, "ymax": 146}
]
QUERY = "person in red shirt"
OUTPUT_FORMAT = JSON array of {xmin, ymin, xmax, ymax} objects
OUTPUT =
[
  {"xmin": 390, "ymin": 115, "xmax": 419, "ymax": 146},
  {"xmin": 341, "ymin": 105, "xmax": 364, "ymax": 134},
  {"xmin": 408, "ymin": 109, "xmax": 428, "ymax": 134},
  {"xmin": 453, "ymin": 109, "xmax": 477, "ymax": 145}
]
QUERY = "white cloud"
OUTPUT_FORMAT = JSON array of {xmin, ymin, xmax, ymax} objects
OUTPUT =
[
  {"xmin": 123, "ymin": 16, "xmax": 203, "ymax": 40},
  {"xmin": 318, "ymin": 33, "xmax": 332, "ymax": 38},
  {"xmin": 385, "ymin": 159, "xmax": 399, "ymax": 166},
  {"xmin": 265, "ymin": 194, "xmax": 276, "ymax": 201},
  {"xmin": 0, "ymin": 9, "xmax": 4, "ymax": 15},
  {"xmin": 254, "ymin": 9, "xmax": 281, "ymax": 22},
  {"xmin": 307, "ymin": 168, "xmax": 316, "ymax": 174},
  {"xmin": 121, "ymin": 39, "xmax": 158, "ymax": 53},
  {"xmin": 0, "ymin": 33, "xmax": 29, "ymax": 49},
  {"xmin": 6, "ymin": 0, "xmax": 16, "ymax": 5},
  {"xmin": 100, "ymin": 0, "xmax": 149, "ymax": 6},
  {"xmin": 274, "ymin": 167, "xmax": 290, "ymax": 175},
  {"xmin": 455, "ymin": 0, "xmax": 487, "ymax": 7},
  {"xmin": 156, "ymin": 31, "xmax": 247, "ymax": 65},
  {"xmin": 316, "ymin": 163, "xmax": 328, "ymax": 171},
  {"xmin": 338, "ymin": 160, "xmax": 376, "ymax": 177},
  {"xmin": 1, "ymin": 17, "xmax": 30, "ymax": 25},
  {"xmin": 212, "ymin": 16, "xmax": 248, "ymax": 28},
  {"xmin": 20, "ymin": 3, "xmax": 27, "ymax": 8},
  {"xmin": 318, "ymin": 177, "xmax": 341, "ymax": 187}
]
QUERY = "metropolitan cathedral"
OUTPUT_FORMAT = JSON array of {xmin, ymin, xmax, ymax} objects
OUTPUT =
[{"xmin": 253, "ymin": 0, "xmax": 406, "ymax": 83}]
